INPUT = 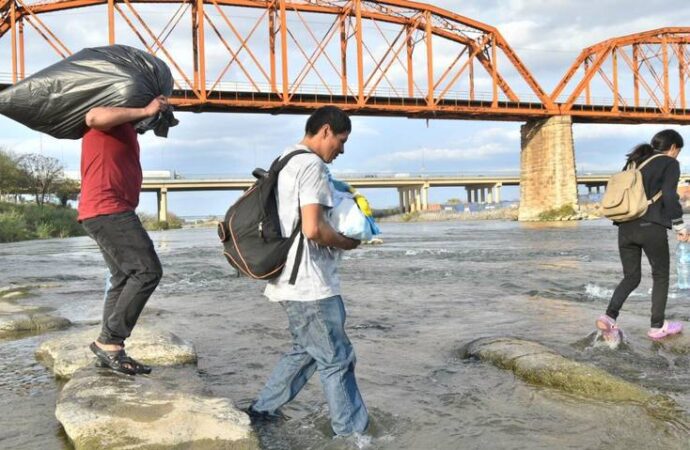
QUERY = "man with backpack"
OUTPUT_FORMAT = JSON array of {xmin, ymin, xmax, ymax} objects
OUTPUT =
[{"xmin": 246, "ymin": 106, "xmax": 369, "ymax": 437}]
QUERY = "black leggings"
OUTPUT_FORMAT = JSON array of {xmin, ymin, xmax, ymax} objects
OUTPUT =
[{"xmin": 606, "ymin": 219, "xmax": 669, "ymax": 328}]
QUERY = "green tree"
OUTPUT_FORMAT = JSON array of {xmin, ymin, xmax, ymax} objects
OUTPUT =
[
  {"xmin": 17, "ymin": 153, "xmax": 64, "ymax": 206},
  {"xmin": 53, "ymin": 178, "xmax": 80, "ymax": 207},
  {"xmin": 0, "ymin": 147, "xmax": 22, "ymax": 199}
]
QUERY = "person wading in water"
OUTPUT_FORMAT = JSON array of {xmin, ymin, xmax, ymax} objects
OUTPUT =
[{"xmin": 596, "ymin": 129, "xmax": 687, "ymax": 341}]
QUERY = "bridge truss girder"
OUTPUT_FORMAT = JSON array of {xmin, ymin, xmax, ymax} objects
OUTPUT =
[
  {"xmin": 552, "ymin": 27, "xmax": 690, "ymax": 124},
  {"xmin": 0, "ymin": 0, "xmax": 553, "ymax": 121}
]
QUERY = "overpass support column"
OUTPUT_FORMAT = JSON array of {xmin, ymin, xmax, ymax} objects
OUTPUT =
[
  {"xmin": 414, "ymin": 187, "xmax": 422, "ymax": 212},
  {"xmin": 518, "ymin": 116, "xmax": 579, "ymax": 221},
  {"xmin": 157, "ymin": 188, "xmax": 168, "ymax": 223},
  {"xmin": 494, "ymin": 184, "xmax": 501, "ymax": 203},
  {"xmin": 398, "ymin": 188, "xmax": 407, "ymax": 213},
  {"xmin": 421, "ymin": 183, "xmax": 429, "ymax": 210}
]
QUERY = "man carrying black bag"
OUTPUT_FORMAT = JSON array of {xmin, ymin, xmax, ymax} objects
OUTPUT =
[
  {"xmin": 246, "ymin": 106, "xmax": 369, "ymax": 437},
  {"xmin": 79, "ymin": 96, "xmax": 168, "ymax": 376}
]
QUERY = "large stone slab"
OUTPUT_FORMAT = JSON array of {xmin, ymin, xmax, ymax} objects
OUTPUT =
[
  {"xmin": 463, "ymin": 338, "xmax": 690, "ymax": 424},
  {"xmin": 36, "ymin": 325, "xmax": 198, "ymax": 378},
  {"xmin": 56, "ymin": 366, "xmax": 258, "ymax": 450},
  {"xmin": 462, "ymin": 337, "xmax": 654, "ymax": 403},
  {"xmin": 0, "ymin": 309, "xmax": 71, "ymax": 338},
  {"xmin": 0, "ymin": 283, "xmax": 57, "ymax": 299}
]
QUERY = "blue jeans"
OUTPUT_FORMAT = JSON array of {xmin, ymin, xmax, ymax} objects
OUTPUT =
[{"xmin": 253, "ymin": 295, "xmax": 369, "ymax": 436}]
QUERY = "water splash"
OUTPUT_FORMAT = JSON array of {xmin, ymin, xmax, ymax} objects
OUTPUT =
[
  {"xmin": 577, "ymin": 329, "xmax": 625, "ymax": 350},
  {"xmin": 584, "ymin": 283, "xmax": 614, "ymax": 300}
]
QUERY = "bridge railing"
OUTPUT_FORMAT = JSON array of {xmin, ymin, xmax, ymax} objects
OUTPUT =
[
  {"xmin": 0, "ymin": 72, "xmax": 585, "ymax": 107},
  {"xmin": 4, "ymin": 71, "xmax": 677, "ymax": 114},
  {"xmin": 141, "ymin": 170, "xmax": 624, "ymax": 181}
]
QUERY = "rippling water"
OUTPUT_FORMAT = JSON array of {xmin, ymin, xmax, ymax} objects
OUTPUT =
[{"xmin": 1, "ymin": 219, "xmax": 689, "ymax": 449}]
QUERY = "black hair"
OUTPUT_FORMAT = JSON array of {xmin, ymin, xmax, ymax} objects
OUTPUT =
[
  {"xmin": 626, "ymin": 129, "xmax": 684, "ymax": 165},
  {"xmin": 304, "ymin": 106, "xmax": 351, "ymax": 136}
]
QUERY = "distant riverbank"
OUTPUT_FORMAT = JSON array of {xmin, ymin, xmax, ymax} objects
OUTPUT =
[
  {"xmin": 379, "ymin": 203, "xmax": 603, "ymax": 223},
  {"xmin": 0, "ymin": 202, "xmax": 183, "ymax": 243}
]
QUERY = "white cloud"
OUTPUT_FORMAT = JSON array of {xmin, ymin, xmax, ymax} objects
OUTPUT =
[
  {"xmin": 375, "ymin": 142, "xmax": 514, "ymax": 163},
  {"xmin": 573, "ymin": 123, "xmax": 681, "ymax": 141}
]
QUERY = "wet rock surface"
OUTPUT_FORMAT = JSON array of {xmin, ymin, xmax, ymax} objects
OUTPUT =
[
  {"xmin": 0, "ymin": 300, "xmax": 71, "ymax": 338},
  {"xmin": 36, "ymin": 325, "xmax": 198, "ymax": 378},
  {"xmin": 462, "ymin": 337, "xmax": 654, "ymax": 402},
  {"xmin": 56, "ymin": 366, "xmax": 258, "ymax": 450},
  {"xmin": 654, "ymin": 333, "xmax": 690, "ymax": 354}
]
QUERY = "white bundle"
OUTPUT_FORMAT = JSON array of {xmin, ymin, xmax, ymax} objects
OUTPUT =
[{"xmin": 329, "ymin": 190, "xmax": 373, "ymax": 241}]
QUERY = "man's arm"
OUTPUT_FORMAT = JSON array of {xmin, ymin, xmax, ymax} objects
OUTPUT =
[
  {"xmin": 85, "ymin": 96, "xmax": 168, "ymax": 131},
  {"xmin": 301, "ymin": 203, "xmax": 359, "ymax": 250}
]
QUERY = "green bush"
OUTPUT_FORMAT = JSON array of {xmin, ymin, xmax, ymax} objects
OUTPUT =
[
  {"xmin": 138, "ymin": 211, "xmax": 184, "ymax": 231},
  {"xmin": 0, "ymin": 202, "xmax": 85, "ymax": 242},
  {"xmin": 36, "ymin": 221, "xmax": 56, "ymax": 239},
  {"xmin": 0, "ymin": 211, "xmax": 29, "ymax": 242},
  {"xmin": 538, "ymin": 204, "xmax": 578, "ymax": 221}
]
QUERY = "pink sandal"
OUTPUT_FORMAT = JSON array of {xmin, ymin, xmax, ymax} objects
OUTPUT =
[
  {"xmin": 647, "ymin": 321, "xmax": 683, "ymax": 340},
  {"xmin": 595, "ymin": 314, "xmax": 618, "ymax": 332}
]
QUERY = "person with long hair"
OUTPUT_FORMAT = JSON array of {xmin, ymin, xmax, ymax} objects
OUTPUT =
[{"xmin": 596, "ymin": 129, "xmax": 687, "ymax": 340}]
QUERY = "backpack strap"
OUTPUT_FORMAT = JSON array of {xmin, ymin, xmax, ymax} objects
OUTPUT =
[
  {"xmin": 270, "ymin": 148, "xmax": 311, "ymax": 172},
  {"xmin": 270, "ymin": 148, "xmax": 311, "ymax": 285},
  {"xmin": 636, "ymin": 154, "xmax": 670, "ymax": 205},
  {"xmin": 648, "ymin": 190, "xmax": 663, "ymax": 205},
  {"xmin": 636, "ymin": 153, "xmax": 666, "ymax": 170},
  {"xmin": 289, "ymin": 230, "xmax": 304, "ymax": 285}
]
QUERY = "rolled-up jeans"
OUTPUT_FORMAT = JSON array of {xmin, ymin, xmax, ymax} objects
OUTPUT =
[
  {"xmin": 82, "ymin": 211, "xmax": 162, "ymax": 346},
  {"xmin": 253, "ymin": 295, "xmax": 369, "ymax": 436}
]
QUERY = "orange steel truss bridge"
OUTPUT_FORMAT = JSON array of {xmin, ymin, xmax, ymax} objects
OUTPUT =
[{"xmin": 0, "ymin": 1, "xmax": 689, "ymax": 124}]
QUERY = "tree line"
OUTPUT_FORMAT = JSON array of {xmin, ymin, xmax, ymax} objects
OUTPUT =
[{"xmin": 0, "ymin": 147, "xmax": 79, "ymax": 206}]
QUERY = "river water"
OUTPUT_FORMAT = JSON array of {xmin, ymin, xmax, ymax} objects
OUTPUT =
[{"xmin": 1, "ymin": 219, "xmax": 689, "ymax": 449}]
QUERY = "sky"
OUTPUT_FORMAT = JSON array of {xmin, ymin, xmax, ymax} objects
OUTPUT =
[{"xmin": 1, "ymin": 0, "xmax": 689, "ymax": 216}]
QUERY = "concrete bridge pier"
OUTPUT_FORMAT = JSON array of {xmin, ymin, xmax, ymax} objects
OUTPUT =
[
  {"xmin": 421, "ymin": 182, "xmax": 429, "ymax": 210},
  {"xmin": 493, "ymin": 184, "xmax": 502, "ymax": 203},
  {"xmin": 466, "ymin": 184, "xmax": 502, "ymax": 204},
  {"xmin": 587, "ymin": 184, "xmax": 604, "ymax": 194},
  {"xmin": 518, "ymin": 116, "xmax": 579, "ymax": 221},
  {"xmin": 156, "ymin": 188, "xmax": 168, "ymax": 223},
  {"xmin": 398, "ymin": 187, "xmax": 412, "ymax": 213},
  {"xmin": 398, "ymin": 185, "xmax": 428, "ymax": 213}
]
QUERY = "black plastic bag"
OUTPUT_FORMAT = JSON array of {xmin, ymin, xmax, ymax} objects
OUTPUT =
[{"xmin": 0, "ymin": 45, "xmax": 178, "ymax": 139}]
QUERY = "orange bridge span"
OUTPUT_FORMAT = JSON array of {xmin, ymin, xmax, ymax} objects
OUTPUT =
[{"xmin": 0, "ymin": 0, "xmax": 688, "ymax": 124}]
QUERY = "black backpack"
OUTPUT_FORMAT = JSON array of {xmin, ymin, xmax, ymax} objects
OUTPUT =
[{"xmin": 217, "ymin": 150, "xmax": 310, "ymax": 284}]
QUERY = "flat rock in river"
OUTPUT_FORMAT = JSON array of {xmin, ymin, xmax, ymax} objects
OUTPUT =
[
  {"xmin": 0, "ymin": 311, "xmax": 71, "ymax": 338},
  {"xmin": 462, "ymin": 337, "xmax": 654, "ymax": 403},
  {"xmin": 36, "ymin": 325, "xmax": 197, "ymax": 378},
  {"xmin": 56, "ymin": 366, "xmax": 258, "ymax": 450}
]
